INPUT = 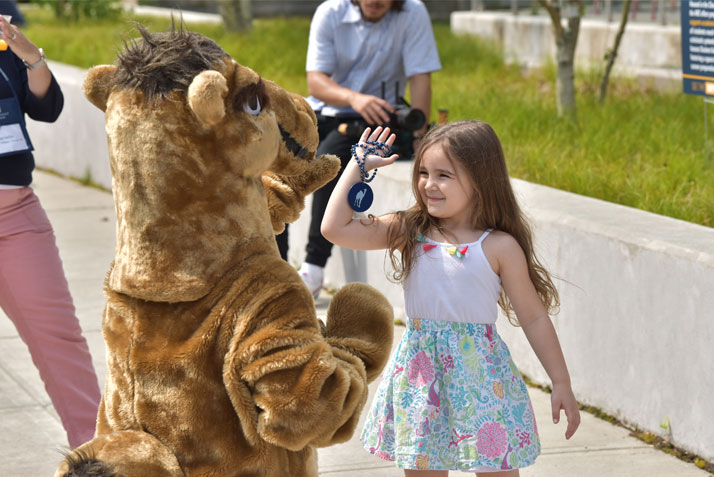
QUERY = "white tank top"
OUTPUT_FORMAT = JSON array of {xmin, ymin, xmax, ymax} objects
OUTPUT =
[{"xmin": 403, "ymin": 229, "xmax": 501, "ymax": 324}]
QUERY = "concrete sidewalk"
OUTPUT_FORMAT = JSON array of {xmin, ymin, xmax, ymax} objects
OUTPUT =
[{"xmin": 0, "ymin": 171, "xmax": 709, "ymax": 476}]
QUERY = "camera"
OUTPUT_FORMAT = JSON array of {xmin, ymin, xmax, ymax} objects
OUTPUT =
[
  {"xmin": 336, "ymin": 82, "xmax": 427, "ymax": 159},
  {"xmin": 385, "ymin": 81, "xmax": 426, "ymax": 134},
  {"xmin": 336, "ymin": 102, "xmax": 424, "ymax": 138},
  {"xmin": 382, "ymin": 82, "xmax": 426, "ymax": 159},
  {"xmin": 390, "ymin": 98, "xmax": 426, "ymax": 132}
]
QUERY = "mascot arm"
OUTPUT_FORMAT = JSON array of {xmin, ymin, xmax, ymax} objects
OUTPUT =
[
  {"xmin": 224, "ymin": 289, "xmax": 371, "ymax": 451},
  {"xmin": 320, "ymin": 283, "xmax": 394, "ymax": 383},
  {"xmin": 263, "ymin": 153, "xmax": 340, "ymax": 233}
]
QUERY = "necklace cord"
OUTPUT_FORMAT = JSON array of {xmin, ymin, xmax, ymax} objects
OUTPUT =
[{"xmin": 350, "ymin": 140, "xmax": 392, "ymax": 183}]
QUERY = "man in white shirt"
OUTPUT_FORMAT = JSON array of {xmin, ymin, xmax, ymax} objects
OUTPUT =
[{"xmin": 276, "ymin": 0, "xmax": 441, "ymax": 297}]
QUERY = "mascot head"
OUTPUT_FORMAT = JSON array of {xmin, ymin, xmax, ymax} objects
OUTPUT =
[{"xmin": 84, "ymin": 24, "xmax": 337, "ymax": 303}]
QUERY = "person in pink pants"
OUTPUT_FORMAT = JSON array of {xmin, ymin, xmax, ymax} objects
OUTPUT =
[{"xmin": 0, "ymin": 17, "xmax": 100, "ymax": 448}]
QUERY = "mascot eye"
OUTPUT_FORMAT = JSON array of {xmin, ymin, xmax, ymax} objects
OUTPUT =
[
  {"xmin": 243, "ymin": 95, "xmax": 262, "ymax": 116},
  {"xmin": 234, "ymin": 80, "xmax": 269, "ymax": 116}
]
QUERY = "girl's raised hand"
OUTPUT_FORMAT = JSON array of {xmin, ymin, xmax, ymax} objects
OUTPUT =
[{"xmin": 354, "ymin": 126, "xmax": 399, "ymax": 170}]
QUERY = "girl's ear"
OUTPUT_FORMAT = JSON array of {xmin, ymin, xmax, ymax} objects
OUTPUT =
[
  {"xmin": 187, "ymin": 70, "xmax": 228, "ymax": 127},
  {"xmin": 83, "ymin": 65, "xmax": 117, "ymax": 112}
]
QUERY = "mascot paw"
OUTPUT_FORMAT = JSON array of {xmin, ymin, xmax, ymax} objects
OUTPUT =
[
  {"xmin": 324, "ymin": 283, "xmax": 394, "ymax": 382},
  {"xmin": 263, "ymin": 153, "xmax": 340, "ymax": 233},
  {"xmin": 58, "ymin": 449, "xmax": 115, "ymax": 477},
  {"xmin": 55, "ymin": 431, "xmax": 183, "ymax": 477}
]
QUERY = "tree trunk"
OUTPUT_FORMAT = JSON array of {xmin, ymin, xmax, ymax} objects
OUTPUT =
[
  {"xmin": 54, "ymin": 0, "xmax": 66, "ymax": 19},
  {"xmin": 599, "ymin": 0, "xmax": 631, "ymax": 103},
  {"xmin": 556, "ymin": 14, "xmax": 580, "ymax": 119},
  {"xmin": 220, "ymin": 0, "xmax": 252, "ymax": 32},
  {"xmin": 539, "ymin": 0, "xmax": 582, "ymax": 120}
]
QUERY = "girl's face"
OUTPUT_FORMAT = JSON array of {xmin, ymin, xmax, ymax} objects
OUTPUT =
[{"xmin": 417, "ymin": 144, "xmax": 476, "ymax": 228}]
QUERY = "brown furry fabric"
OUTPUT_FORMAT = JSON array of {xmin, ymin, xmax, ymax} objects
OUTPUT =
[
  {"xmin": 62, "ymin": 448, "xmax": 116, "ymax": 477},
  {"xmin": 56, "ymin": 26, "xmax": 393, "ymax": 477},
  {"xmin": 115, "ymin": 23, "xmax": 228, "ymax": 101}
]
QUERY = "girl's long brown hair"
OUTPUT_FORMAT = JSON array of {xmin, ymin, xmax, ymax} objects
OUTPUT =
[{"xmin": 386, "ymin": 121, "xmax": 559, "ymax": 324}]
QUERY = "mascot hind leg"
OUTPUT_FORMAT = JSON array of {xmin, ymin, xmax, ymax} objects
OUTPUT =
[{"xmin": 55, "ymin": 431, "xmax": 183, "ymax": 477}]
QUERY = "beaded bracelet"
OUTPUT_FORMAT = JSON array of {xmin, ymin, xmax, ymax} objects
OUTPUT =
[
  {"xmin": 350, "ymin": 140, "xmax": 392, "ymax": 183},
  {"xmin": 347, "ymin": 140, "xmax": 392, "ymax": 212}
]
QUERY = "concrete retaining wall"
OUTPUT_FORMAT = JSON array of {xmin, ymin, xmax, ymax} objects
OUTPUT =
[
  {"xmin": 27, "ymin": 61, "xmax": 112, "ymax": 190},
  {"xmin": 33, "ymin": 63, "xmax": 714, "ymax": 462},
  {"xmin": 451, "ymin": 10, "xmax": 682, "ymax": 86},
  {"xmin": 130, "ymin": 1, "xmax": 475, "ymax": 21}
]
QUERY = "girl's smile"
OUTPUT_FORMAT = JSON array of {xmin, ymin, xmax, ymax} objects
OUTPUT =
[{"xmin": 418, "ymin": 144, "xmax": 475, "ymax": 229}]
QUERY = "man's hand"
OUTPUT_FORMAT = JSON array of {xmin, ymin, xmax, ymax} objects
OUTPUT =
[
  {"xmin": 349, "ymin": 92, "xmax": 395, "ymax": 125},
  {"xmin": 307, "ymin": 71, "xmax": 395, "ymax": 125}
]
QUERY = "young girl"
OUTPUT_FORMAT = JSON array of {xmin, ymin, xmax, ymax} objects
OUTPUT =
[{"xmin": 321, "ymin": 121, "xmax": 580, "ymax": 476}]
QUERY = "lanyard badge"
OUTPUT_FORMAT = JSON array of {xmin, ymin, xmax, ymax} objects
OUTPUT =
[
  {"xmin": 0, "ymin": 66, "xmax": 34, "ymax": 157},
  {"xmin": 348, "ymin": 140, "xmax": 391, "ymax": 213}
]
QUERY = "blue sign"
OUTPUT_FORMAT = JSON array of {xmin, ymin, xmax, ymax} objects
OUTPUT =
[{"xmin": 682, "ymin": 1, "xmax": 714, "ymax": 96}]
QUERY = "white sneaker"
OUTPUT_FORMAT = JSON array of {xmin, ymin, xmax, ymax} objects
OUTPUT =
[{"xmin": 298, "ymin": 263, "xmax": 324, "ymax": 300}]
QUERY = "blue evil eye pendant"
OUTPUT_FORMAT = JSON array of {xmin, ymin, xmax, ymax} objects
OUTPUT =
[{"xmin": 348, "ymin": 182, "xmax": 373, "ymax": 212}]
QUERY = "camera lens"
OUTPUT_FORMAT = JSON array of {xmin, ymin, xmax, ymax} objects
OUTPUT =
[{"xmin": 395, "ymin": 108, "xmax": 426, "ymax": 131}]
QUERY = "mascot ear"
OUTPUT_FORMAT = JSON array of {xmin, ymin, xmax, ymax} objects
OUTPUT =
[
  {"xmin": 83, "ymin": 65, "xmax": 117, "ymax": 112},
  {"xmin": 188, "ymin": 70, "xmax": 228, "ymax": 126}
]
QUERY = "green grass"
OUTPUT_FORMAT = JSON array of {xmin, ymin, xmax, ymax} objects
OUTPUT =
[{"xmin": 24, "ymin": 6, "xmax": 714, "ymax": 227}]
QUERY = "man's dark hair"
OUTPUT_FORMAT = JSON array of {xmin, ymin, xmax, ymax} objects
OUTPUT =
[{"xmin": 350, "ymin": 0, "xmax": 405, "ymax": 13}]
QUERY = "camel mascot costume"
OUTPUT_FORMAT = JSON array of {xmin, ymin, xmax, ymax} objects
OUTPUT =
[{"xmin": 55, "ymin": 25, "xmax": 393, "ymax": 477}]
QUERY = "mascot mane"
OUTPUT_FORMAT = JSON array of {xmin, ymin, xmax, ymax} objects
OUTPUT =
[{"xmin": 114, "ymin": 23, "xmax": 229, "ymax": 100}]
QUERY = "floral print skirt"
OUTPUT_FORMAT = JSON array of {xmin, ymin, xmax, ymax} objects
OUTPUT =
[{"xmin": 360, "ymin": 317, "xmax": 540, "ymax": 472}]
